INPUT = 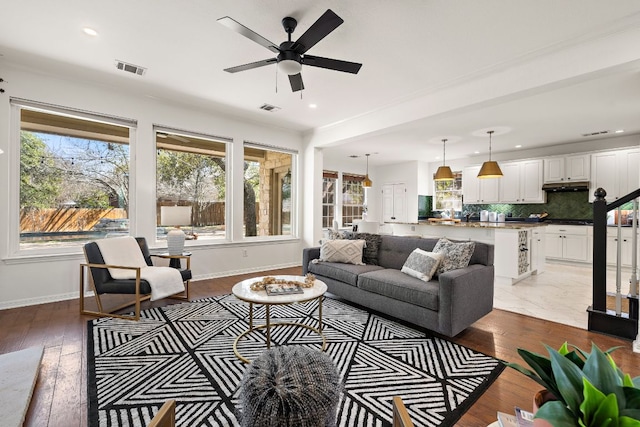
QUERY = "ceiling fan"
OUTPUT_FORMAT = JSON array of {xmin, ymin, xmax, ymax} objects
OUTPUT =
[{"xmin": 217, "ymin": 9, "xmax": 362, "ymax": 92}]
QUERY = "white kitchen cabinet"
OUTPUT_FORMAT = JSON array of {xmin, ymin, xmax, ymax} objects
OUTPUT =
[
  {"xmin": 463, "ymin": 165, "xmax": 500, "ymax": 204},
  {"xmin": 590, "ymin": 148, "xmax": 640, "ymax": 201},
  {"xmin": 607, "ymin": 227, "xmax": 639, "ymax": 267},
  {"xmin": 530, "ymin": 227, "xmax": 546, "ymax": 274},
  {"xmin": 500, "ymin": 159, "xmax": 545, "ymax": 203},
  {"xmin": 544, "ymin": 154, "xmax": 590, "ymax": 183},
  {"xmin": 494, "ymin": 228, "xmax": 532, "ymax": 284},
  {"xmin": 545, "ymin": 225, "xmax": 589, "ymax": 262},
  {"xmin": 381, "ymin": 183, "xmax": 407, "ymax": 223}
]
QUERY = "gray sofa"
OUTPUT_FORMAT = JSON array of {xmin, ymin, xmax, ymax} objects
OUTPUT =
[{"xmin": 302, "ymin": 235, "xmax": 495, "ymax": 337}]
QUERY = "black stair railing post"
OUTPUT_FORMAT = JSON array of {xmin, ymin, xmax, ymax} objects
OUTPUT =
[{"xmin": 592, "ymin": 187, "xmax": 608, "ymax": 312}]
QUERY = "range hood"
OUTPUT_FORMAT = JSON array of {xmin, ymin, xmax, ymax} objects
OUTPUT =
[{"xmin": 542, "ymin": 181, "xmax": 590, "ymax": 192}]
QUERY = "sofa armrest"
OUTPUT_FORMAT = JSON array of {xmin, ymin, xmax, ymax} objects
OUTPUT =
[
  {"xmin": 437, "ymin": 264, "xmax": 495, "ymax": 336},
  {"xmin": 302, "ymin": 247, "xmax": 321, "ymax": 275}
]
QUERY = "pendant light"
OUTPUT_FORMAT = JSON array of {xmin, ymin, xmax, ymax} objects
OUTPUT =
[
  {"xmin": 434, "ymin": 138, "xmax": 454, "ymax": 181},
  {"xmin": 477, "ymin": 130, "xmax": 503, "ymax": 178},
  {"xmin": 362, "ymin": 153, "xmax": 373, "ymax": 188}
]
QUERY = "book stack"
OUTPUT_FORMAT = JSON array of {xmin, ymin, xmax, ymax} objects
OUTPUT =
[
  {"xmin": 497, "ymin": 407, "xmax": 534, "ymax": 427},
  {"xmin": 265, "ymin": 283, "xmax": 304, "ymax": 295}
]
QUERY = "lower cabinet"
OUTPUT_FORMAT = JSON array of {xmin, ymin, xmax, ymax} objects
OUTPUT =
[
  {"xmin": 530, "ymin": 228, "xmax": 546, "ymax": 274},
  {"xmin": 607, "ymin": 227, "xmax": 639, "ymax": 267},
  {"xmin": 494, "ymin": 229, "xmax": 533, "ymax": 284},
  {"xmin": 545, "ymin": 225, "xmax": 590, "ymax": 262}
]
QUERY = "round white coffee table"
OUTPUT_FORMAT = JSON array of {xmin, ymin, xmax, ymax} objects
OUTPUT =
[{"xmin": 231, "ymin": 275, "xmax": 328, "ymax": 363}]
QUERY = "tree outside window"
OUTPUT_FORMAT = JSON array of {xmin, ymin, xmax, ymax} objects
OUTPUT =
[
  {"xmin": 155, "ymin": 130, "xmax": 228, "ymax": 241},
  {"xmin": 18, "ymin": 107, "xmax": 131, "ymax": 249}
]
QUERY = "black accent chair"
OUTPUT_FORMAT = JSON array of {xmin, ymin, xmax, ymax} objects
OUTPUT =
[{"xmin": 80, "ymin": 237, "xmax": 192, "ymax": 320}]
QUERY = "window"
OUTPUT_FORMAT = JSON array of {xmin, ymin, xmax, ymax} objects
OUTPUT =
[
  {"xmin": 342, "ymin": 173, "xmax": 365, "ymax": 226},
  {"xmin": 433, "ymin": 171, "xmax": 463, "ymax": 211},
  {"xmin": 15, "ymin": 102, "xmax": 134, "ymax": 250},
  {"xmin": 322, "ymin": 171, "xmax": 338, "ymax": 228},
  {"xmin": 155, "ymin": 128, "xmax": 229, "ymax": 242},
  {"xmin": 243, "ymin": 143, "xmax": 296, "ymax": 237}
]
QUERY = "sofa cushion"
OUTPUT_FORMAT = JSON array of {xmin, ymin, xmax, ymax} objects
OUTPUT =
[
  {"xmin": 308, "ymin": 262, "xmax": 384, "ymax": 287},
  {"xmin": 377, "ymin": 235, "xmax": 437, "ymax": 269},
  {"xmin": 351, "ymin": 232, "xmax": 383, "ymax": 265},
  {"xmin": 433, "ymin": 238, "xmax": 475, "ymax": 275},
  {"xmin": 357, "ymin": 269, "xmax": 439, "ymax": 311},
  {"xmin": 401, "ymin": 249, "xmax": 443, "ymax": 282},
  {"xmin": 319, "ymin": 239, "xmax": 365, "ymax": 265}
]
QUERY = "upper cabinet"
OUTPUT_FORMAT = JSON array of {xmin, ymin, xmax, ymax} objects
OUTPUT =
[
  {"xmin": 543, "ymin": 154, "xmax": 590, "ymax": 183},
  {"xmin": 499, "ymin": 159, "xmax": 545, "ymax": 204},
  {"xmin": 590, "ymin": 148, "xmax": 640, "ymax": 201},
  {"xmin": 463, "ymin": 165, "xmax": 500, "ymax": 204}
]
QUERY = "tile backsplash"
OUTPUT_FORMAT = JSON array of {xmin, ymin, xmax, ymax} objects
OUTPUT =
[{"xmin": 462, "ymin": 191, "xmax": 593, "ymax": 219}]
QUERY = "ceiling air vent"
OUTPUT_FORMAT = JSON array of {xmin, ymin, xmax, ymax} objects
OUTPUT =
[
  {"xmin": 259, "ymin": 103, "xmax": 281, "ymax": 112},
  {"xmin": 581, "ymin": 130, "xmax": 609, "ymax": 137},
  {"xmin": 115, "ymin": 60, "xmax": 147, "ymax": 76}
]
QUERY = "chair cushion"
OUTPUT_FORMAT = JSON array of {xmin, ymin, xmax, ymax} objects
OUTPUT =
[{"xmin": 98, "ymin": 279, "xmax": 152, "ymax": 295}]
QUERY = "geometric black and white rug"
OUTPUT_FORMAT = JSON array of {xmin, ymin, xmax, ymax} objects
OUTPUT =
[{"xmin": 87, "ymin": 295, "xmax": 504, "ymax": 427}]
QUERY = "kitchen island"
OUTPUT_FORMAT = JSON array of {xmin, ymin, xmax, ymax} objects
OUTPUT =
[{"xmin": 386, "ymin": 221, "xmax": 548, "ymax": 285}]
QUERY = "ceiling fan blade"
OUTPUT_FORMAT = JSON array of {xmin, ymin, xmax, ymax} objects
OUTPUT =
[
  {"xmin": 223, "ymin": 58, "xmax": 277, "ymax": 73},
  {"xmin": 289, "ymin": 73, "xmax": 305, "ymax": 92},
  {"xmin": 293, "ymin": 9, "xmax": 343, "ymax": 54},
  {"xmin": 303, "ymin": 55, "xmax": 362, "ymax": 74},
  {"xmin": 217, "ymin": 16, "xmax": 280, "ymax": 54}
]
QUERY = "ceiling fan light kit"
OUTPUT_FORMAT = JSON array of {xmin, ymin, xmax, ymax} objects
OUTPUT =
[
  {"xmin": 218, "ymin": 9, "xmax": 362, "ymax": 92},
  {"xmin": 434, "ymin": 138, "xmax": 455, "ymax": 181},
  {"xmin": 477, "ymin": 130, "xmax": 503, "ymax": 178}
]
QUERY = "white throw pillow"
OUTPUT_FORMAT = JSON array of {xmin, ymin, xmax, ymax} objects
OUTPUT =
[
  {"xmin": 432, "ymin": 237, "xmax": 476, "ymax": 275},
  {"xmin": 401, "ymin": 248, "xmax": 443, "ymax": 282},
  {"xmin": 319, "ymin": 239, "xmax": 365, "ymax": 265}
]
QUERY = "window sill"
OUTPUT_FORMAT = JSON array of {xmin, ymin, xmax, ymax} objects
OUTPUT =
[{"xmin": 4, "ymin": 237, "xmax": 301, "ymax": 264}]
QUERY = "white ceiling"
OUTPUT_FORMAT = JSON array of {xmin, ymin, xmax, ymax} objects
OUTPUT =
[{"xmin": 1, "ymin": 0, "xmax": 639, "ymax": 165}]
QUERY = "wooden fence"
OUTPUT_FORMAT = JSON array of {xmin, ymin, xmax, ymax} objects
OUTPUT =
[{"xmin": 20, "ymin": 208, "xmax": 127, "ymax": 232}]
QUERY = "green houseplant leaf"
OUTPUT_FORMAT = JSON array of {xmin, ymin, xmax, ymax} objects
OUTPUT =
[
  {"xmin": 581, "ymin": 378, "xmax": 617, "ymax": 427},
  {"xmin": 548, "ymin": 345, "xmax": 587, "ymax": 419},
  {"xmin": 535, "ymin": 400, "xmax": 576, "ymax": 427},
  {"xmin": 505, "ymin": 342, "xmax": 640, "ymax": 427}
]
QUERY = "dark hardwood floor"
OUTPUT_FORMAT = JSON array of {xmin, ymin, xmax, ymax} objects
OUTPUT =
[{"xmin": 1, "ymin": 266, "xmax": 638, "ymax": 426}]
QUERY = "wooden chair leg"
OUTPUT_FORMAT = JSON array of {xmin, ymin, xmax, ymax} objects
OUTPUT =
[
  {"xmin": 393, "ymin": 396, "xmax": 414, "ymax": 427},
  {"xmin": 148, "ymin": 399, "xmax": 176, "ymax": 427}
]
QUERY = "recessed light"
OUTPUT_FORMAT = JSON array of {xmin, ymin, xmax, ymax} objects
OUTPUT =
[
  {"xmin": 614, "ymin": 129, "xmax": 625, "ymax": 133},
  {"xmin": 474, "ymin": 151, "xmax": 480, "ymax": 154},
  {"xmin": 309, "ymin": 104, "xmax": 317, "ymax": 109},
  {"xmin": 515, "ymin": 145, "xmax": 522, "ymax": 148},
  {"xmin": 83, "ymin": 27, "xmax": 98, "ymax": 36}
]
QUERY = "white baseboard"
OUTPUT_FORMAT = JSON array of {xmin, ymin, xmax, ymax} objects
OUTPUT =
[{"xmin": 0, "ymin": 263, "xmax": 302, "ymax": 311}]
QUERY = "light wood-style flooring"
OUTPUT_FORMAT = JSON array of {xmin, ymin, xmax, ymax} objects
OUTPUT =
[{"xmin": 1, "ymin": 266, "xmax": 638, "ymax": 427}]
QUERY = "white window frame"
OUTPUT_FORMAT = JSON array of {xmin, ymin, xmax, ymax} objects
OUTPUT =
[
  {"xmin": 8, "ymin": 98, "xmax": 137, "ymax": 258},
  {"xmin": 243, "ymin": 141, "xmax": 298, "ymax": 241},
  {"xmin": 154, "ymin": 125, "xmax": 232, "ymax": 246}
]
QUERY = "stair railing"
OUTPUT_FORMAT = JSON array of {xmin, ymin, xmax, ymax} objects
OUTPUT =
[{"xmin": 590, "ymin": 187, "xmax": 640, "ymax": 343}]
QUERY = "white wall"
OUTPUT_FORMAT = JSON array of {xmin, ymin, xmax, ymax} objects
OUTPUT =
[{"xmin": 0, "ymin": 63, "xmax": 307, "ymax": 309}]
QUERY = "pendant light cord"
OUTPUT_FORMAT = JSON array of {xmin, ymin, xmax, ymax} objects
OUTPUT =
[
  {"xmin": 487, "ymin": 131, "xmax": 494, "ymax": 161},
  {"xmin": 442, "ymin": 139, "xmax": 447, "ymax": 166}
]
